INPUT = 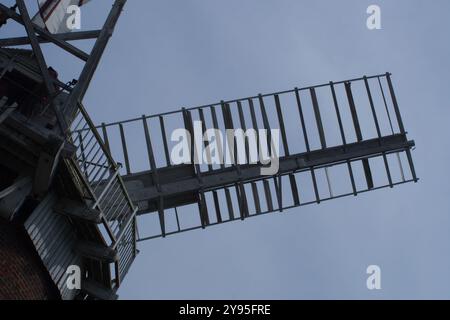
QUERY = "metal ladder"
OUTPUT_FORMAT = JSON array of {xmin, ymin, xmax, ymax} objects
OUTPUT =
[{"xmin": 66, "ymin": 102, "xmax": 138, "ymax": 288}]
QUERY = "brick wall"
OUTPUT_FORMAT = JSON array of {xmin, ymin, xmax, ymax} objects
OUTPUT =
[{"xmin": 0, "ymin": 218, "xmax": 60, "ymax": 300}]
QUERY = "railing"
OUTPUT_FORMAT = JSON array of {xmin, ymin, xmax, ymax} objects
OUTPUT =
[{"xmin": 67, "ymin": 102, "xmax": 137, "ymax": 288}]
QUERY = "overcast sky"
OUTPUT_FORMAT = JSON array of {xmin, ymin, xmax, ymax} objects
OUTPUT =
[{"xmin": 4, "ymin": 0, "xmax": 450, "ymax": 299}]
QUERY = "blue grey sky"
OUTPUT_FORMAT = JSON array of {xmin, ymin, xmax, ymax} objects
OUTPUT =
[{"xmin": 3, "ymin": 0, "xmax": 450, "ymax": 299}]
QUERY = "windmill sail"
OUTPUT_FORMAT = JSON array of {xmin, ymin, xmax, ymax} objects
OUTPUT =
[
  {"xmin": 71, "ymin": 73, "xmax": 417, "ymax": 241},
  {"xmin": 33, "ymin": 0, "xmax": 92, "ymax": 34}
]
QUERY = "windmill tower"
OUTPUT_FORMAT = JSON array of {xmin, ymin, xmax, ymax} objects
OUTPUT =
[{"xmin": 0, "ymin": 1, "xmax": 418, "ymax": 300}]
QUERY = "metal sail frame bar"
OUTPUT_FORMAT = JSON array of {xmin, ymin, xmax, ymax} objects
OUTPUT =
[{"xmin": 0, "ymin": 30, "xmax": 102, "ymax": 47}]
